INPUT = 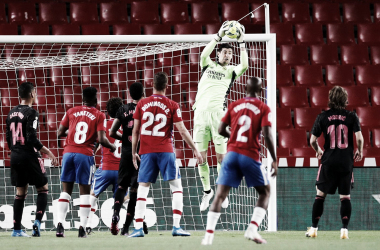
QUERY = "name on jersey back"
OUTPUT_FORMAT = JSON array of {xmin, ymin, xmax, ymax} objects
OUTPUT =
[
  {"xmin": 9, "ymin": 112, "xmax": 24, "ymax": 119},
  {"xmin": 233, "ymin": 102, "xmax": 260, "ymax": 115},
  {"xmin": 73, "ymin": 111, "xmax": 96, "ymax": 120},
  {"xmin": 141, "ymin": 101, "xmax": 170, "ymax": 114}
]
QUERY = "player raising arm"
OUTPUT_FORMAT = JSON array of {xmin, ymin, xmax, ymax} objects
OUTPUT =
[
  {"xmin": 193, "ymin": 21, "xmax": 248, "ymax": 211},
  {"xmin": 129, "ymin": 72, "xmax": 203, "ymax": 237},
  {"xmin": 56, "ymin": 87, "xmax": 116, "ymax": 238},
  {"xmin": 202, "ymin": 77, "xmax": 277, "ymax": 245}
]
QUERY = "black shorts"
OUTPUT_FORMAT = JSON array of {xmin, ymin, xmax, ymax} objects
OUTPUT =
[
  {"xmin": 118, "ymin": 150, "xmax": 139, "ymax": 190},
  {"xmin": 315, "ymin": 164, "xmax": 353, "ymax": 195},
  {"xmin": 10, "ymin": 152, "xmax": 48, "ymax": 188}
]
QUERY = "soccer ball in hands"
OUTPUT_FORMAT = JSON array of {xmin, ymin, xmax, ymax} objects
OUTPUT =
[{"xmin": 224, "ymin": 21, "xmax": 244, "ymax": 40}]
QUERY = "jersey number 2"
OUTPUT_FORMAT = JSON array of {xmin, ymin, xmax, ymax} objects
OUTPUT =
[
  {"xmin": 327, "ymin": 124, "xmax": 348, "ymax": 149},
  {"xmin": 74, "ymin": 122, "xmax": 88, "ymax": 144},
  {"xmin": 141, "ymin": 112, "xmax": 167, "ymax": 137},
  {"xmin": 236, "ymin": 115, "xmax": 251, "ymax": 143},
  {"xmin": 10, "ymin": 122, "xmax": 25, "ymax": 145}
]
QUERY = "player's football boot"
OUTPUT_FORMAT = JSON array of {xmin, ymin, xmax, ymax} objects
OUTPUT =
[
  {"xmin": 128, "ymin": 228, "xmax": 145, "ymax": 237},
  {"xmin": 244, "ymin": 225, "xmax": 267, "ymax": 244},
  {"xmin": 200, "ymin": 189, "xmax": 214, "ymax": 211},
  {"xmin": 340, "ymin": 228, "xmax": 349, "ymax": 239},
  {"xmin": 32, "ymin": 220, "xmax": 41, "ymax": 237},
  {"xmin": 11, "ymin": 230, "xmax": 30, "ymax": 237},
  {"xmin": 110, "ymin": 214, "xmax": 120, "ymax": 235},
  {"xmin": 78, "ymin": 226, "xmax": 87, "ymax": 238},
  {"xmin": 305, "ymin": 227, "xmax": 318, "ymax": 238},
  {"xmin": 143, "ymin": 221, "xmax": 149, "ymax": 235},
  {"xmin": 56, "ymin": 222, "xmax": 65, "ymax": 237},
  {"xmin": 172, "ymin": 226, "xmax": 191, "ymax": 237},
  {"xmin": 201, "ymin": 233, "xmax": 214, "ymax": 245},
  {"xmin": 86, "ymin": 227, "xmax": 94, "ymax": 235},
  {"xmin": 221, "ymin": 197, "xmax": 229, "ymax": 209},
  {"xmin": 120, "ymin": 225, "xmax": 129, "ymax": 236}
]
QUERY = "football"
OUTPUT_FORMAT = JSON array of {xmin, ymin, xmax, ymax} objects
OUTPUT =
[{"xmin": 225, "ymin": 20, "xmax": 244, "ymax": 39}]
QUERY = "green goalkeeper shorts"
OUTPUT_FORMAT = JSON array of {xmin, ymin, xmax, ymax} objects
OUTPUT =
[{"xmin": 193, "ymin": 110, "xmax": 227, "ymax": 154}]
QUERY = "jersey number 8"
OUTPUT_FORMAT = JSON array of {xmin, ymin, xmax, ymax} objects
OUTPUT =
[{"xmin": 74, "ymin": 121, "xmax": 88, "ymax": 144}]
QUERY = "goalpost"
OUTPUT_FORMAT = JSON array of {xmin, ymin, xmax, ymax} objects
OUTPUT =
[{"xmin": 0, "ymin": 30, "xmax": 276, "ymax": 232}]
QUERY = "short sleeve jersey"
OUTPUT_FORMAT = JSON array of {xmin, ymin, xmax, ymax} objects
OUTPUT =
[
  {"xmin": 311, "ymin": 109, "xmax": 361, "ymax": 172},
  {"xmin": 115, "ymin": 103, "xmax": 137, "ymax": 152},
  {"xmin": 133, "ymin": 95, "xmax": 182, "ymax": 155},
  {"xmin": 100, "ymin": 119, "xmax": 122, "ymax": 171},
  {"xmin": 60, "ymin": 105, "xmax": 106, "ymax": 156},
  {"xmin": 221, "ymin": 97, "xmax": 272, "ymax": 162}
]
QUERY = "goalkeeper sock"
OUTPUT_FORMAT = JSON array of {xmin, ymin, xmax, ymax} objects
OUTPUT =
[
  {"xmin": 113, "ymin": 187, "xmax": 126, "ymax": 216},
  {"xmin": 87, "ymin": 196, "xmax": 98, "ymax": 228},
  {"xmin": 206, "ymin": 211, "xmax": 221, "ymax": 235},
  {"xmin": 250, "ymin": 207, "xmax": 266, "ymax": 231},
  {"xmin": 169, "ymin": 179, "xmax": 183, "ymax": 228},
  {"xmin": 36, "ymin": 190, "xmax": 48, "ymax": 222},
  {"xmin": 198, "ymin": 162, "xmax": 211, "ymax": 192},
  {"xmin": 217, "ymin": 162, "xmax": 222, "ymax": 174},
  {"xmin": 135, "ymin": 185, "xmax": 150, "ymax": 230},
  {"xmin": 312, "ymin": 195, "xmax": 325, "ymax": 228},
  {"xmin": 79, "ymin": 195, "xmax": 91, "ymax": 228},
  {"xmin": 125, "ymin": 191, "xmax": 137, "ymax": 230},
  {"xmin": 13, "ymin": 194, "xmax": 26, "ymax": 230},
  {"xmin": 57, "ymin": 192, "xmax": 71, "ymax": 224},
  {"xmin": 340, "ymin": 197, "xmax": 351, "ymax": 229}
]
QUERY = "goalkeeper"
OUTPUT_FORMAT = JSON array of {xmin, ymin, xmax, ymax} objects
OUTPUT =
[{"xmin": 193, "ymin": 22, "xmax": 248, "ymax": 211}]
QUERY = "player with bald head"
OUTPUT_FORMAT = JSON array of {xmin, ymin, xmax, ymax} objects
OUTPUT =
[{"xmin": 202, "ymin": 77, "xmax": 277, "ymax": 245}]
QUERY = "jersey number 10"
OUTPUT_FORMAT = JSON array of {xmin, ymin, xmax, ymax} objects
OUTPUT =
[{"xmin": 327, "ymin": 124, "xmax": 349, "ymax": 149}]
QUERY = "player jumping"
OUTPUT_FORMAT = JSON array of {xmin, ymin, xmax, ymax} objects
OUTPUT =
[
  {"xmin": 202, "ymin": 77, "xmax": 277, "ymax": 245},
  {"xmin": 6, "ymin": 82, "xmax": 58, "ymax": 237},
  {"xmin": 57, "ymin": 87, "xmax": 116, "ymax": 238},
  {"xmin": 193, "ymin": 22, "xmax": 248, "ymax": 211},
  {"xmin": 129, "ymin": 72, "xmax": 203, "ymax": 237},
  {"xmin": 305, "ymin": 86, "xmax": 363, "ymax": 239}
]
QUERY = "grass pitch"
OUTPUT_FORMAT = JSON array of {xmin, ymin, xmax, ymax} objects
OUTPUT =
[{"xmin": 0, "ymin": 231, "xmax": 379, "ymax": 250}]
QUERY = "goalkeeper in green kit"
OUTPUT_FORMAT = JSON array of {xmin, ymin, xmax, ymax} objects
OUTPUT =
[{"xmin": 193, "ymin": 21, "xmax": 248, "ymax": 211}]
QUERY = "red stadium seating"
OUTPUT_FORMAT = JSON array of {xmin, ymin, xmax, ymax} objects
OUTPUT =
[
  {"xmin": 18, "ymin": 68, "xmax": 48, "ymax": 86},
  {"xmin": 109, "ymin": 63, "xmax": 134, "ymax": 90},
  {"xmin": 278, "ymin": 129, "xmax": 308, "ymax": 149},
  {"xmin": 35, "ymin": 86, "xmax": 61, "ymax": 112},
  {"xmin": 81, "ymin": 24, "xmax": 109, "ymax": 35},
  {"xmin": 373, "ymin": 128, "xmax": 380, "ymax": 148},
  {"xmin": 143, "ymin": 24, "xmax": 171, "ymax": 35},
  {"xmin": 100, "ymin": 2, "xmax": 128, "ymax": 24},
  {"xmin": 8, "ymin": 3, "xmax": 37, "ymax": 24},
  {"xmin": 277, "ymin": 107, "xmax": 293, "ymax": 130},
  {"xmin": 276, "ymin": 65, "xmax": 293, "ymax": 87},
  {"xmin": 310, "ymin": 45, "xmax": 339, "ymax": 66},
  {"xmin": 0, "ymin": 88, "xmax": 19, "ymax": 108},
  {"xmin": 356, "ymin": 65, "xmax": 380, "ymax": 86},
  {"xmin": 343, "ymin": 3, "xmax": 371, "ymax": 24},
  {"xmin": 63, "ymin": 86, "xmax": 82, "ymax": 110},
  {"xmin": 0, "ymin": 24, "xmax": 18, "ymax": 35},
  {"xmin": 161, "ymin": 2, "xmax": 189, "ymax": 25},
  {"xmin": 46, "ymin": 107, "xmax": 65, "ymax": 131},
  {"xmin": 251, "ymin": 3, "xmax": 279, "ymax": 25},
  {"xmin": 325, "ymin": 65, "xmax": 354, "ymax": 86},
  {"xmin": 280, "ymin": 45, "xmax": 308, "ymax": 66},
  {"xmin": 191, "ymin": 2, "xmax": 219, "ymax": 24},
  {"xmin": 270, "ymin": 23, "xmax": 294, "ymax": 46},
  {"xmin": 344, "ymin": 86, "xmax": 369, "ymax": 108},
  {"xmin": 310, "ymin": 87, "xmax": 329, "ymax": 108},
  {"xmin": 312, "ymin": 3, "xmax": 340, "ymax": 24},
  {"xmin": 294, "ymin": 108, "xmax": 322, "ymax": 130},
  {"xmin": 363, "ymin": 148, "xmax": 380, "ymax": 157},
  {"xmin": 173, "ymin": 66, "xmax": 191, "ymax": 86},
  {"xmin": 282, "ymin": 3, "xmax": 310, "ymax": 24},
  {"xmin": 326, "ymin": 24, "xmax": 355, "ymax": 45},
  {"xmin": 357, "ymin": 127, "xmax": 371, "ymax": 149},
  {"xmin": 39, "ymin": 2, "xmax": 67, "ymax": 24},
  {"xmin": 130, "ymin": 2, "xmax": 159, "ymax": 24},
  {"xmin": 371, "ymin": 46, "xmax": 380, "ymax": 65},
  {"xmin": 375, "ymin": 3, "xmax": 380, "ymax": 23},
  {"xmin": 51, "ymin": 67, "xmax": 80, "ymax": 89},
  {"xmin": 3, "ymin": 44, "xmax": 33, "ymax": 62},
  {"xmin": 356, "ymin": 107, "xmax": 380, "ymax": 128},
  {"xmin": 21, "ymin": 24, "xmax": 49, "ymax": 35},
  {"xmin": 52, "ymin": 24, "xmax": 80, "ymax": 35},
  {"xmin": 157, "ymin": 51, "xmax": 184, "ymax": 67},
  {"xmin": 0, "ymin": 3, "xmax": 6, "ymax": 24},
  {"xmin": 174, "ymin": 24, "xmax": 202, "ymax": 35},
  {"xmin": 292, "ymin": 148, "xmax": 316, "ymax": 157},
  {"xmin": 112, "ymin": 24, "xmax": 141, "ymax": 35},
  {"xmin": 295, "ymin": 23, "xmax": 323, "ymax": 45},
  {"xmin": 81, "ymin": 65, "xmax": 109, "ymax": 89},
  {"xmin": 357, "ymin": 24, "xmax": 380, "ymax": 46},
  {"xmin": 341, "ymin": 45, "xmax": 370, "ymax": 65},
  {"xmin": 277, "ymin": 148, "xmax": 290, "ymax": 157},
  {"xmin": 0, "ymin": 70, "xmax": 18, "ymax": 88},
  {"xmin": 221, "ymin": 3, "xmax": 250, "ymax": 24},
  {"xmin": 371, "ymin": 86, "xmax": 380, "ymax": 106},
  {"xmin": 205, "ymin": 23, "xmax": 219, "ymax": 34},
  {"xmin": 294, "ymin": 65, "xmax": 324, "ymax": 87},
  {"xmin": 279, "ymin": 87, "xmax": 309, "ymax": 109},
  {"xmin": 70, "ymin": 3, "xmax": 98, "ymax": 25}
]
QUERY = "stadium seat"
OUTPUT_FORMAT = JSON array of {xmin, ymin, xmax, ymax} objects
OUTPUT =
[
  {"xmin": 174, "ymin": 23, "xmax": 202, "ymax": 35},
  {"xmin": 130, "ymin": 2, "xmax": 159, "ymax": 24},
  {"xmin": 191, "ymin": 2, "xmax": 219, "ymax": 24},
  {"xmin": 51, "ymin": 67, "xmax": 80, "ymax": 89},
  {"xmin": 295, "ymin": 23, "xmax": 323, "ymax": 45},
  {"xmin": 0, "ymin": 88, "xmax": 19, "ymax": 108},
  {"xmin": 173, "ymin": 66, "xmax": 190, "ymax": 86},
  {"xmin": 276, "ymin": 65, "xmax": 293, "ymax": 87},
  {"xmin": 221, "ymin": 3, "xmax": 250, "ymax": 24},
  {"xmin": 325, "ymin": 65, "xmax": 354, "ymax": 86},
  {"xmin": 371, "ymin": 86, "xmax": 380, "ymax": 106},
  {"xmin": 344, "ymin": 86, "xmax": 369, "ymax": 108},
  {"xmin": 161, "ymin": 2, "xmax": 189, "ymax": 25},
  {"xmin": 0, "ymin": 3, "xmax": 5, "ymax": 24},
  {"xmin": 244, "ymin": 24, "xmax": 264, "ymax": 34},
  {"xmin": 277, "ymin": 107, "xmax": 293, "ymax": 129},
  {"xmin": 157, "ymin": 51, "xmax": 184, "ymax": 67},
  {"xmin": 341, "ymin": 45, "xmax": 370, "ymax": 65},
  {"xmin": 310, "ymin": 45, "xmax": 339, "ymax": 66},
  {"xmin": 3, "ymin": 44, "xmax": 33, "ymax": 62},
  {"xmin": 39, "ymin": 2, "xmax": 67, "ymax": 24},
  {"xmin": 280, "ymin": 45, "xmax": 308, "ymax": 66},
  {"xmin": 371, "ymin": 46, "xmax": 380, "ymax": 65},
  {"xmin": 277, "ymin": 148, "xmax": 290, "ymax": 157},
  {"xmin": 279, "ymin": 87, "xmax": 309, "ymax": 109},
  {"xmin": 282, "ymin": 3, "xmax": 310, "ymax": 24},
  {"xmin": 375, "ymin": 3, "xmax": 380, "ymax": 23},
  {"xmin": 39, "ymin": 131, "xmax": 58, "ymax": 149},
  {"xmin": 185, "ymin": 86, "xmax": 197, "ymax": 108},
  {"xmin": 112, "ymin": 24, "xmax": 141, "ymax": 35},
  {"xmin": 63, "ymin": 86, "xmax": 82, "ymax": 110},
  {"xmin": 310, "ymin": 87, "xmax": 329, "ymax": 108},
  {"xmin": 251, "ymin": 3, "xmax": 279, "ymax": 25},
  {"xmin": 357, "ymin": 24, "xmax": 380, "ymax": 46},
  {"xmin": 52, "ymin": 24, "xmax": 80, "ymax": 35},
  {"xmin": 294, "ymin": 108, "xmax": 322, "ymax": 130},
  {"xmin": 356, "ymin": 65, "xmax": 380, "ymax": 86},
  {"xmin": 8, "ymin": 3, "xmax": 37, "ymax": 24},
  {"xmin": 143, "ymin": 24, "xmax": 171, "ymax": 35},
  {"xmin": 46, "ymin": 107, "xmax": 65, "ymax": 131},
  {"xmin": 0, "ymin": 70, "xmax": 18, "ymax": 88},
  {"xmin": 35, "ymin": 86, "xmax": 61, "ymax": 112},
  {"xmin": 356, "ymin": 107, "xmax": 380, "ymax": 128},
  {"xmin": 294, "ymin": 65, "xmax": 324, "ymax": 87},
  {"xmin": 81, "ymin": 24, "xmax": 109, "ymax": 35},
  {"xmin": 21, "ymin": 24, "xmax": 49, "ymax": 35},
  {"xmin": 362, "ymin": 148, "xmax": 380, "ymax": 157},
  {"xmin": 18, "ymin": 68, "xmax": 48, "ymax": 86},
  {"xmin": 278, "ymin": 129, "xmax": 308, "ymax": 149},
  {"xmin": 205, "ymin": 23, "xmax": 220, "ymax": 34},
  {"xmin": 270, "ymin": 23, "xmax": 294, "ymax": 46},
  {"xmin": 70, "ymin": 2, "xmax": 98, "ymax": 25},
  {"xmin": 292, "ymin": 148, "xmax": 316, "ymax": 157},
  {"xmin": 373, "ymin": 128, "xmax": 380, "ymax": 148},
  {"xmin": 0, "ymin": 24, "xmax": 18, "ymax": 35},
  {"xmin": 81, "ymin": 65, "xmax": 109, "ymax": 89},
  {"xmin": 100, "ymin": 2, "xmax": 128, "ymax": 24},
  {"xmin": 343, "ymin": 3, "xmax": 371, "ymax": 24},
  {"xmin": 312, "ymin": 3, "xmax": 341, "ymax": 24},
  {"xmin": 356, "ymin": 127, "xmax": 371, "ymax": 149},
  {"xmin": 326, "ymin": 24, "xmax": 355, "ymax": 45}
]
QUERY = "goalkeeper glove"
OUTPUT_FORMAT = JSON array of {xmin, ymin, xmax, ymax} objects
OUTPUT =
[
  {"xmin": 237, "ymin": 25, "xmax": 245, "ymax": 47},
  {"xmin": 214, "ymin": 21, "xmax": 229, "ymax": 42}
]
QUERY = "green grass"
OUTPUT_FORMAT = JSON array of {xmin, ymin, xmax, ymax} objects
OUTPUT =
[{"xmin": 1, "ymin": 231, "xmax": 379, "ymax": 250}]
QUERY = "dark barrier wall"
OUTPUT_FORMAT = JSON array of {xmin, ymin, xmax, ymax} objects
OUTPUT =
[{"xmin": 277, "ymin": 168, "xmax": 380, "ymax": 230}]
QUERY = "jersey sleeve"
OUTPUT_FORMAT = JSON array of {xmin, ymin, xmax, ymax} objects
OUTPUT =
[
  {"xmin": 115, "ymin": 105, "xmax": 125, "ymax": 122},
  {"xmin": 172, "ymin": 102, "xmax": 183, "ymax": 123},
  {"xmin": 26, "ymin": 109, "xmax": 43, "ymax": 151},
  {"xmin": 221, "ymin": 105, "xmax": 232, "ymax": 125},
  {"xmin": 60, "ymin": 110, "xmax": 70, "ymax": 128},
  {"xmin": 133, "ymin": 102, "xmax": 142, "ymax": 120},
  {"xmin": 311, "ymin": 114, "xmax": 322, "ymax": 137},
  {"xmin": 352, "ymin": 112, "xmax": 361, "ymax": 133},
  {"xmin": 5, "ymin": 116, "xmax": 11, "ymax": 149},
  {"xmin": 261, "ymin": 105, "xmax": 272, "ymax": 127},
  {"xmin": 97, "ymin": 112, "xmax": 106, "ymax": 132}
]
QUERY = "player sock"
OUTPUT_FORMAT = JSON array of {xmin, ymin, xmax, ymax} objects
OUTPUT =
[
  {"xmin": 13, "ymin": 194, "xmax": 26, "ymax": 230},
  {"xmin": 206, "ymin": 211, "xmax": 221, "ymax": 234},
  {"xmin": 57, "ymin": 192, "xmax": 71, "ymax": 224},
  {"xmin": 340, "ymin": 197, "xmax": 351, "ymax": 229},
  {"xmin": 124, "ymin": 191, "xmax": 137, "ymax": 230},
  {"xmin": 113, "ymin": 188, "xmax": 126, "ymax": 216},
  {"xmin": 312, "ymin": 195, "xmax": 325, "ymax": 228},
  {"xmin": 169, "ymin": 179, "xmax": 183, "ymax": 228},
  {"xmin": 217, "ymin": 162, "xmax": 222, "ymax": 174},
  {"xmin": 198, "ymin": 162, "xmax": 211, "ymax": 191},
  {"xmin": 250, "ymin": 207, "xmax": 266, "ymax": 231},
  {"xmin": 135, "ymin": 185, "xmax": 150, "ymax": 230},
  {"xmin": 87, "ymin": 196, "xmax": 98, "ymax": 228},
  {"xmin": 36, "ymin": 190, "xmax": 48, "ymax": 222},
  {"xmin": 79, "ymin": 195, "xmax": 91, "ymax": 228}
]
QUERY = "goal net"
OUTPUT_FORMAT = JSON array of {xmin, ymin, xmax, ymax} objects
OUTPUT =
[{"xmin": 0, "ymin": 34, "xmax": 276, "ymax": 232}]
